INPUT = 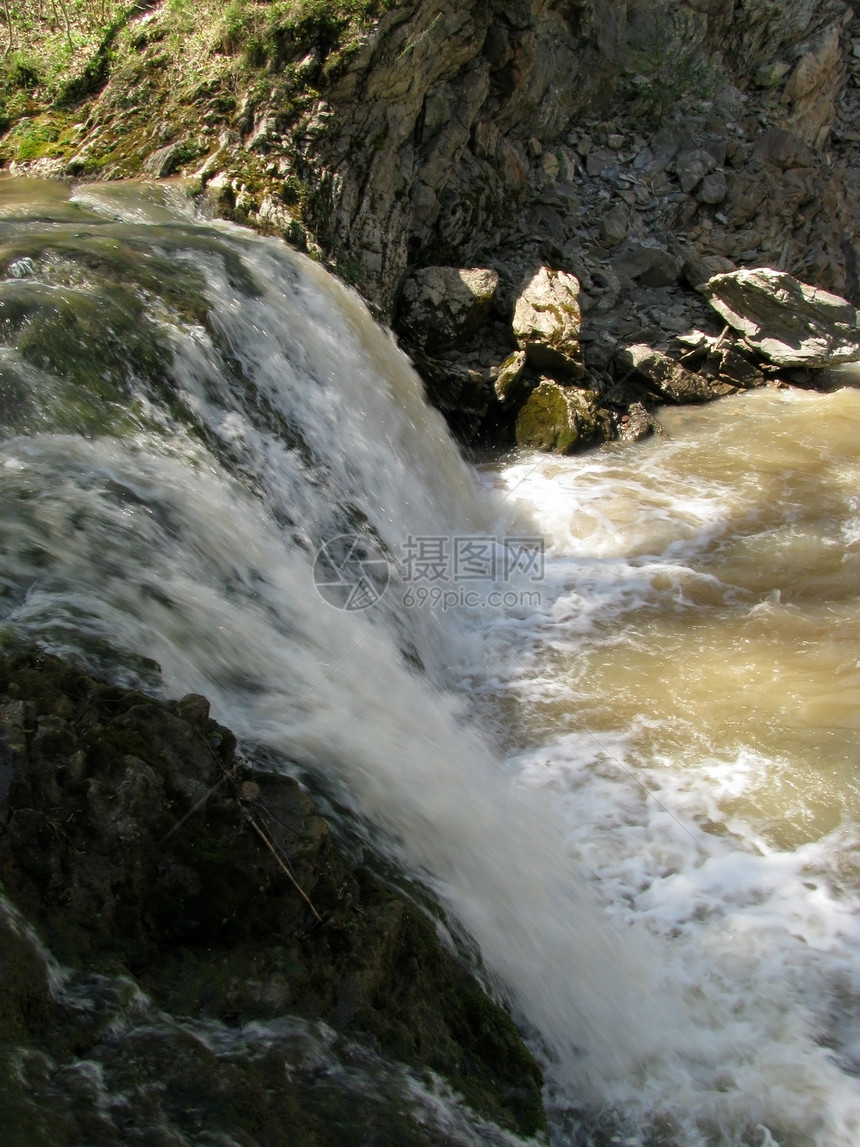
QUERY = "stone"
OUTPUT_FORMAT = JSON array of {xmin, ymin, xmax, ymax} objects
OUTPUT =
[
  {"xmin": 702, "ymin": 269, "xmax": 860, "ymax": 367},
  {"xmin": 512, "ymin": 266, "xmax": 584, "ymax": 378},
  {"xmin": 696, "ymin": 171, "xmax": 727, "ymax": 205},
  {"xmin": 143, "ymin": 143, "xmax": 186, "ymax": 178},
  {"xmin": 615, "ymin": 344, "xmax": 717, "ymax": 403},
  {"xmin": 0, "ymin": 651, "xmax": 547, "ymax": 1143},
  {"xmin": 585, "ymin": 148, "xmax": 611, "ymax": 176},
  {"xmin": 612, "ymin": 242, "xmax": 681, "ymax": 288},
  {"xmin": 256, "ymin": 194, "xmax": 296, "ymax": 233},
  {"xmin": 682, "ymin": 252, "xmax": 736, "ymax": 289},
  {"xmin": 753, "ymin": 127, "xmax": 813, "ymax": 169},
  {"xmin": 539, "ymin": 151, "xmax": 560, "ymax": 181},
  {"xmin": 414, "ymin": 355, "xmax": 492, "ymax": 438},
  {"xmin": 494, "ymin": 350, "xmax": 528, "ymax": 406},
  {"xmin": 780, "ymin": 26, "xmax": 845, "ymax": 148},
  {"xmin": 754, "ymin": 62, "xmax": 791, "ymax": 88},
  {"xmin": 617, "ymin": 401, "xmax": 655, "ymax": 443},
  {"xmin": 601, "ymin": 204, "xmax": 629, "ymax": 245},
  {"xmin": 398, "ymin": 267, "xmax": 499, "ymax": 354},
  {"xmin": 530, "ymin": 204, "xmax": 567, "ymax": 242},
  {"xmin": 715, "ymin": 344, "xmax": 765, "ymax": 388},
  {"xmin": 674, "ymin": 148, "xmax": 716, "ymax": 194},
  {"xmin": 515, "ymin": 379, "xmax": 602, "ymax": 453},
  {"xmin": 246, "ymin": 115, "xmax": 277, "ymax": 152}
]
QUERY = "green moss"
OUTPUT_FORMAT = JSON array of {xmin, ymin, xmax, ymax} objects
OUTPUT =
[
  {"xmin": 516, "ymin": 381, "xmax": 580, "ymax": 454},
  {"xmin": 2, "ymin": 114, "xmax": 64, "ymax": 162}
]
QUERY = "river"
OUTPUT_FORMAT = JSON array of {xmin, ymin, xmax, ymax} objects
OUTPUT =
[{"xmin": 1, "ymin": 179, "xmax": 859, "ymax": 1146}]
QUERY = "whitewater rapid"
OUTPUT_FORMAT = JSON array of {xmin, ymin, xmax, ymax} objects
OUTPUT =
[{"xmin": 2, "ymin": 179, "xmax": 860, "ymax": 1145}]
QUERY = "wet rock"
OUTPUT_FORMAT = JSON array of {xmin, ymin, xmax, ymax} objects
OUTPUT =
[
  {"xmin": 615, "ymin": 344, "xmax": 717, "ymax": 402},
  {"xmin": 515, "ymin": 379, "xmax": 605, "ymax": 453},
  {"xmin": 0, "ymin": 650, "xmax": 546, "ymax": 1144},
  {"xmin": 512, "ymin": 266, "xmax": 584, "ymax": 378},
  {"xmin": 617, "ymin": 401, "xmax": 657, "ymax": 443},
  {"xmin": 409, "ymin": 354, "xmax": 492, "ymax": 440},
  {"xmin": 703, "ymin": 268, "xmax": 860, "ymax": 366},
  {"xmin": 397, "ymin": 267, "xmax": 499, "ymax": 355}
]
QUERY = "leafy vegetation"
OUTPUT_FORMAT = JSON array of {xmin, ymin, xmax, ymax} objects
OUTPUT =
[{"xmin": 0, "ymin": 0, "xmax": 389, "ymax": 127}]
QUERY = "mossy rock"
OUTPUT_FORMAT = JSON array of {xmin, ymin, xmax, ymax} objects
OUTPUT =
[
  {"xmin": 515, "ymin": 379, "xmax": 604, "ymax": 455},
  {"xmin": 495, "ymin": 350, "xmax": 528, "ymax": 407}
]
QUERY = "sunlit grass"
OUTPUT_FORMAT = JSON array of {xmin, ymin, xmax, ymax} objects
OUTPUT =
[{"xmin": 0, "ymin": 0, "xmax": 389, "ymax": 126}]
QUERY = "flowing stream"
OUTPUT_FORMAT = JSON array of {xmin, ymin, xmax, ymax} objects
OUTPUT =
[{"xmin": 1, "ymin": 179, "xmax": 860, "ymax": 1146}]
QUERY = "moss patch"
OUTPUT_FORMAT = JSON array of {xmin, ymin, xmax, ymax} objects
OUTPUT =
[{"xmin": 516, "ymin": 380, "xmax": 581, "ymax": 453}]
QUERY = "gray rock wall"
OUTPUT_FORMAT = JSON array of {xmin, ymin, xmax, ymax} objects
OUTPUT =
[
  {"xmin": 304, "ymin": 0, "xmax": 626, "ymax": 311},
  {"xmin": 295, "ymin": 0, "xmax": 854, "ymax": 317}
]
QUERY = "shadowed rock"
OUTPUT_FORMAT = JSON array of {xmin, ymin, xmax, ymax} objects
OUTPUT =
[
  {"xmin": 397, "ymin": 266, "xmax": 499, "ymax": 355},
  {"xmin": 0, "ymin": 650, "xmax": 546, "ymax": 1146}
]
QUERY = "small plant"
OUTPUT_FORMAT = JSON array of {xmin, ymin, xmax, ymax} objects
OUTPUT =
[{"xmin": 5, "ymin": 53, "xmax": 41, "ymax": 89}]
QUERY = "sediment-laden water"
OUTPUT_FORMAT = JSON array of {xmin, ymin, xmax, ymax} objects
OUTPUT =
[{"xmin": 1, "ymin": 179, "xmax": 859, "ymax": 1146}]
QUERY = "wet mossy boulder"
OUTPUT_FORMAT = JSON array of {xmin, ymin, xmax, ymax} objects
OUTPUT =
[
  {"xmin": 515, "ymin": 379, "xmax": 606, "ymax": 454},
  {"xmin": 0, "ymin": 649, "xmax": 547, "ymax": 1145}
]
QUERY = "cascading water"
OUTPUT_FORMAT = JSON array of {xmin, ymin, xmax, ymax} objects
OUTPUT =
[{"xmin": 2, "ymin": 178, "xmax": 860, "ymax": 1146}]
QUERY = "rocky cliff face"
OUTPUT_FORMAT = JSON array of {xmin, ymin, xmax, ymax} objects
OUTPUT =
[
  {"xmin": 301, "ymin": 0, "xmax": 626, "ymax": 312},
  {"xmin": 297, "ymin": 0, "xmax": 859, "ymax": 440},
  {"xmin": 295, "ymin": 0, "xmax": 856, "ymax": 309}
]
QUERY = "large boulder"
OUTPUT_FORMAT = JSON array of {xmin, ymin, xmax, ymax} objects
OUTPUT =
[
  {"xmin": 515, "ymin": 379, "xmax": 605, "ymax": 453},
  {"xmin": 397, "ymin": 266, "xmax": 499, "ymax": 354},
  {"xmin": 512, "ymin": 266, "xmax": 584, "ymax": 378},
  {"xmin": 702, "ymin": 269, "xmax": 860, "ymax": 367},
  {"xmin": 615, "ymin": 345, "xmax": 717, "ymax": 403}
]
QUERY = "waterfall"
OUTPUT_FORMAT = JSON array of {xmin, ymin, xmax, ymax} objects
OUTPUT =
[
  {"xmin": 3, "ymin": 179, "xmax": 860, "ymax": 1146},
  {"xmin": 0, "ymin": 180, "xmax": 670, "ymax": 1092}
]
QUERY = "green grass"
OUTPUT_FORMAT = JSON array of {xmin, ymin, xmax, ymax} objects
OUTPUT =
[{"xmin": 0, "ymin": 0, "xmax": 390, "ymax": 132}]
